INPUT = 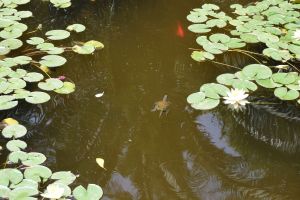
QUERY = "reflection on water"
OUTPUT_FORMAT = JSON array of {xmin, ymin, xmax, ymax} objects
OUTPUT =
[{"xmin": 2, "ymin": 0, "xmax": 300, "ymax": 199}]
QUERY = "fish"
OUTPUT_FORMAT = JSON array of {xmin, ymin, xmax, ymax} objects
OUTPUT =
[{"xmin": 176, "ymin": 22, "xmax": 185, "ymax": 38}]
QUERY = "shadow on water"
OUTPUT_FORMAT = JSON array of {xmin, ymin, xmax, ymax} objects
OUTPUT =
[{"xmin": 2, "ymin": 0, "xmax": 300, "ymax": 199}]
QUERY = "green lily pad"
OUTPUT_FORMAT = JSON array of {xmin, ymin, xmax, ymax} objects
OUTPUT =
[
  {"xmin": 188, "ymin": 24, "xmax": 211, "ymax": 33},
  {"xmin": 240, "ymin": 33, "xmax": 259, "ymax": 43},
  {"xmin": 22, "ymin": 72, "xmax": 43, "ymax": 82},
  {"xmin": 209, "ymin": 33, "xmax": 231, "ymax": 43},
  {"xmin": 10, "ymin": 179, "xmax": 38, "ymax": 190},
  {"xmin": 2, "ymin": 124, "xmax": 27, "ymax": 139},
  {"xmin": 0, "ymin": 39, "xmax": 22, "ymax": 50},
  {"xmin": 9, "ymin": 186, "xmax": 39, "ymax": 200},
  {"xmin": 0, "ymin": 185, "xmax": 10, "ymax": 198},
  {"xmin": 72, "ymin": 45, "xmax": 95, "ymax": 54},
  {"xmin": 216, "ymin": 73, "xmax": 236, "ymax": 85},
  {"xmin": 191, "ymin": 51, "xmax": 214, "ymax": 62},
  {"xmin": 22, "ymin": 152, "xmax": 46, "ymax": 166},
  {"xmin": 24, "ymin": 165, "xmax": 52, "ymax": 183},
  {"xmin": 203, "ymin": 42, "xmax": 228, "ymax": 54},
  {"xmin": 73, "ymin": 184, "xmax": 103, "ymax": 200},
  {"xmin": 189, "ymin": 98, "xmax": 220, "ymax": 110},
  {"xmin": 206, "ymin": 19, "xmax": 227, "ymax": 28},
  {"xmin": 38, "ymin": 78, "xmax": 64, "ymax": 91},
  {"xmin": 274, "ymin": 87, "xmax": 299, "ymax": 100},
  {"xmin": 0, "ymin": 95, "xmax": 18, "ymax": 110},
  {"xmin": 66, "ymin": 24, "xmax": 86, "ymax": 32},
  {"xmin": 8, "ymin": 151, "xmax": 28, "ymax": 163},
  {"xmin": 51, "ymin": 171, "xmax": 76, "ymax": 185},
  {"xmin": 187, "ymin": 92, "xmax": 205, "ymax": 105},
  {"xmin": 242, "ymin": 64, "xmax": 273, "ymax": 80},
  {"xmin": 54, "ymin": 82, "xmax": 75, "ymax": 94},
  {"xmin": 6, "ymin": 140, "xmax": 27, "ymax": 152},
  {"xmin": 84, "ymin": 40, "xmax": 104, "ymax": 50},
  {"xmin": 272, "ymin": 72, "xmax": 298, "ymax": 85},
  {"xmin": 256, "ymin": 78, "xmax": 282, "ymax": 88},
  {"xmin": 263, "ymin": 48, "xmax": 292, "ymax": 61},
  {"xmin": 187, "ymin": 11, "xmax": 208, "ymax": 23},
  {"xmin": 232, "ymin": 79, "xmax": 258, "ymax": 92},
  {"xmin": 200, "ymin": 83, "xmax": 230, "ymax": 99},
  {"xmin": 26, "ymin": 37, "xmax": 44, "ymax": 45},
  {"xmin": 39, "ymin": 55, "xmax": 66, "ymax": 67},
  {"xmin": 0, "ymin": 169, "xmax": 23, "ymax": 187},
  {"xmin": 25, "ymin": 91, "xmax": 50, "ymax": 104},
  {"xmin": 45, "ymin": 30, "xmax": 70, "ymax": 40}
]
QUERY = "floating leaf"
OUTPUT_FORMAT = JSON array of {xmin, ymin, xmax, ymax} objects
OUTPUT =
[
  {"xmin": 26, "ymin": 37, "xmax": 44, "ymax": 45},
  {"xmin": 272, "ymin": 72, "xmax": 298, "ymax": 85},
  {"xmin": 38, "ymin": 78, "xmax": 63, "ymax": 91},
  {"xmin": 54, "ymin": 82, "xmax": 75, "ymax": 94},
  {"xmin": 23, "ymin": 72, "xmax": 44, "ymax": 82},
  {"xmin": 45, "ymin": 30, "xmax": 70, "ymax": 40},
  {"xmin": 6, "ymin": 140, "xmax": 27, "ymax": 152},
  {"xmin": 188, "ymin": 24, "xmax": 211, "ymax": 33},
  {"xmin": 24, "ymin": 165, "xmax": 52, "ymax": 183},
  {"xmin": 25, "ymin": 91, "xmax": 50, "ymax": 104},
  {"xmin": 200, "ymin": 83, "xmax": 230, "ymax": 99},
  {"xmin": 242, "ymin": 64, "xmax": 273, "ymax": 80},
  {"xmin": 256, "ymin": 78, "xmax": 282, "ymax": 88},
  {"xmin": 0, "ymin": 169, "xmax": 23, "ymax": 187},
  {"xmin": 51, "ymin": 171, "xmax": 76, "ymax": 185},
  {"xmin": 2, "ymin": 124, "xmax": 27, "ymax": 139},
  {"xmin": 274, "ymin": 87, "xmax": 299, "ymax": 100},
  {"xmin": 84, "ymin": 40, "xmax": 104, "ymax": 50},
  {"xmin": 8, "ymin": 151, "xmax": 28, "ymax": 163},
  {"xmin": 0, "ymin": 185, "xmax": 10, "ymax": 198},
  {"xmin": 22, "ymin": 152, "xmax": 46, "ymax": 166},
  {"xmin": 216, "ymin": 73, "xmax": 236, "ymax": 85},
  {"xmin": 73, "ymin": 184, "xmax": 103, "ymax": 200},
  {"xmin": 191, "ymin": 51, "xmax": 214, "ymax": 62},
  {"xmin": 9, "ymin": 186, "xmax": 38, "ymax": 200},
  {"xmin": 72, "ymin": 45, "xmax": 95, "ymax": 54},
  {"xmin": 66, "ymin": 24, "xmax": 86, "ymax": 32},
  {"xmin": 39, "ymin": 55, "xmax": 66, "ymax": 67},
  {"xmin": 96, "ymin": 158, "xmax": 106, "ymax": 170}
]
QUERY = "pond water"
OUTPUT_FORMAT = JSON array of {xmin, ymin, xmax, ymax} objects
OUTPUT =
[{"xmin": 4, "ymin": 0, "xmax": 300, "ymax": 199}]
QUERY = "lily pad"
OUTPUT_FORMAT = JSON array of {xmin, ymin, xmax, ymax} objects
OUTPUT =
[
  {"xmin": 45, "ymin": 30, "xmax": 70, "ymax": 40},
  {"xmin": 24, "ymin": 165, "xmax": 52, "ymax": 183},
  {"xmin": 0, "ymin": 169, "xmax": 23, "ymax": 187},
  {"xmin": 274, "ymin": 87, "xmax": 299, "ymax": 100},
  {"xmin": 25, "ymin": 91, "xmax": 50, "ymax": 104},
  {"xmin": 73, "ymin": 184, "xmax": 103, "ymax": 200},
  {"xmin": 38, "ymin": 78, "xmax": 63, "ymax": 91},
  {"xmin": 6, "ymin": 140, "xmax": 27, "ymax": 152},
  {"xmin": 22, "ymin": 152, "xmax": 46, "ymax": 166},
  {"xmin": 39, "ymin": 55, "xmax": 66, "ymax": 67},
  {"xmin": 2, "ymin": 124, "xmax": 27, "ymax": 138},
  {"xmin": 54, "ymin": 82, "xmax": 75, "ymax": 94},
  {"xmin": 66, "ymin": 24, "xmax": 86, "ymax": 32},
  {"xmin": 51, "ymin": 171, "xmax": 76, "ymax": 185},
  {"xmin": 242, "ymin": 64, "xmax": 273, "ymax": 80}
]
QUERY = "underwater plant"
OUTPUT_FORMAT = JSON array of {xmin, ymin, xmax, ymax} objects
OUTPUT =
[{"xmin": 187, "ymin": 0, "xmax": 300, "ymax": 110}]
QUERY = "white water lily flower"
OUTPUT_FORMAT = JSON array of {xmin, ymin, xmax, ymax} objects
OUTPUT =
[
  {"xmin": 293, "ymin": 29, "xmax": 300, "ymax": 40},
  {"xmin": 41, "ymin": 184, "xmax": 64, "ymax": 199},
  {"xmin": 223, "ymin": 88, "xmax": 249, "ymax": 110}
]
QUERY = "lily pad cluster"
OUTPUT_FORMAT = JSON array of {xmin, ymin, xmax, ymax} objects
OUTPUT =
[
  {"xmin": 0, "ymin": 0, "xmax": 104, "ymax": 110},
  {"xmin": 0, "ymin": 120, "xmax": 103, "ymax": 200},
  {"xmin": 187, "ymin": 64, "xmax": 300, "ymax": 110},
  {"xmin": 188, "ymin": 0, "xmax": 300, "ymax": 62}
]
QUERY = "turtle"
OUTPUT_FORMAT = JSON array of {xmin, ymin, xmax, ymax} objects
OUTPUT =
[{"xmin": 151, "ymin": 95, "xmax": 170, "ymax": 117}]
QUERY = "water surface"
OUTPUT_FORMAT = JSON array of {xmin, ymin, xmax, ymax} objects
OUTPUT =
[{"xmin": 4, "ymin": 0, "xmax": 300, "ymax": 199}]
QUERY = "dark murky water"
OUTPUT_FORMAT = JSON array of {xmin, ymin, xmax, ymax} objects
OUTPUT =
[{"xmin": 3, "ymin": 0, "xmax": 300, "ymax": 199}]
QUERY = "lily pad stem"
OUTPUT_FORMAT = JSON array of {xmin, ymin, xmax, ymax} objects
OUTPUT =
[
  {"xmin": 30, "ymin": 61, "xmax": 51, "ymax": 78},
  {"xmin": 209, "ymin": 60, "xmax": 241, "ymax": 70}
]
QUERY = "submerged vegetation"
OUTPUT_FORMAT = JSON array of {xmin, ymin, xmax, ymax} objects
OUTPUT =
[
  {"xmin": 187, "ymin": 0, "xmax": 300, "ymax": 110},
  {"xmin": 0, "ymin": 0, "xmax": 104, "ymax": 199}
]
